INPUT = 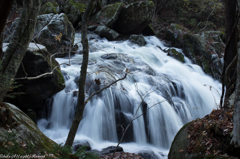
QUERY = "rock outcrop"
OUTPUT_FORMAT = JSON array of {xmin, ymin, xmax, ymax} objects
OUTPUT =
[{"xmin": 3, "ymin": 43, "xmax": 65, "ymax": 111}]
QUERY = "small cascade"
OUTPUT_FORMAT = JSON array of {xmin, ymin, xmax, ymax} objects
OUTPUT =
[{"xmin": 37, "ymin": 33, "xmax": 221, "ymax": 158}]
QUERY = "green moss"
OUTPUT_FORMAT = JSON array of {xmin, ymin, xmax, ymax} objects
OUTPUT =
[
  {"xmin": 171, "ymin": 49, "xmax": 185, "ymax": 62},
  {"xmin": 52, "ymin": 2, "xmax": 58, "ymax": 8},
  {"xmin": 103, "ymin": 3, "xmax": 124, "ymax": 17},
  {"xmin": 40, "ymin": 2, "xmax": 58, "ymax": 15},
  {"xmin": 69, "ymin": 0, "xmax": 86, "ymax": 13}
]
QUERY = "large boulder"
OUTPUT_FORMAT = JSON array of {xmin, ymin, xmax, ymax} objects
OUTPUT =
[
  {"xmin": 63, "ymin": 0, "xmax": 86, "ymax": 27},
  {"xmin": 89, "ymin": 3, "xmax": 124, "ymax": 28},
  {"xmin": 39, "ymin": 2, "xmax": 59, "ymax": 15},
  {"xmin": 34, "ymin": 13, "xmax": 75, "ymax": 57},
  {"xmin": 0, "ymin": 103, "xmax": 57, "ymax": 155},
  {"xmin": 113, "ymin": 1, "xmax": 154, "ymax": 34},
  {"xmin": 94, "ymin": 25, "xmax": 120, "ymax": 40},
  {"xmin": 3, "ymin": 43, "xmax": 65, "ymax": 111}
]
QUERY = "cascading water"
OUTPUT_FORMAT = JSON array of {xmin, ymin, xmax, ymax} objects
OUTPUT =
[{"xmin": 37, "ymin": 32, "xmax": 221, "ymax": 158}]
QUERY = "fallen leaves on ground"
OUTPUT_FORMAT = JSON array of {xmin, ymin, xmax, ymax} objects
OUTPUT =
[
  {"xmin": 100, "ymin": 152, "xmax": 143, "ymax": 159},
  {"xmin": 186, "ymin": 107, "xmax": 239, "ymax": 157}
]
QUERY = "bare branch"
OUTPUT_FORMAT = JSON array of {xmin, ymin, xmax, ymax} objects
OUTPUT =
[
  {"xmin": 14, "ymin": 63, "xmax": 70, "ymax": 80},
  {"xmin": 84, "ymin": 72, "xmax": 128, "ymax": 106}
]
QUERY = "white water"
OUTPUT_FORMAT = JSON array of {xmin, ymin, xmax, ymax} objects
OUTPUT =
[{"xmin": 37, "ymin": 33, "xmax": 221, "ymax": 158}]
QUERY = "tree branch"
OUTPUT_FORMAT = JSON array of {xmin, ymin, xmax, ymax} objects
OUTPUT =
[{"xmin": 84, "ymin": 72, "xmax": 128, "ymax": 106}]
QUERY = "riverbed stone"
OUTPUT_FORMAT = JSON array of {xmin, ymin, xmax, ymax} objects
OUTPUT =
[{"xmin": 94, "ymin": 26, "xmax": 119, "ymax": 40}]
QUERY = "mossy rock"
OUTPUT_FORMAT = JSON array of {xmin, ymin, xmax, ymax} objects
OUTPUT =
[
  {"xmin": 0, "ymin": 103, "xmax": 57, "ymax": 155},
  {"xmin": 89, "ymin": 3, "xmax": 124, "ymax": 28},
  {"xmin": 129, "ymin": 34, "xmax": 146, "ymax": 46},
  {"xmin": 63, "ymin": 0, "xmax": 86, "ymax": 27},
  {"xmin": 167, "ymin": 48, "xmax": 185, "ymax": 63},
  {"xmin": 40, "ymin": 2, "xmax": 58, "ymax": 15}
]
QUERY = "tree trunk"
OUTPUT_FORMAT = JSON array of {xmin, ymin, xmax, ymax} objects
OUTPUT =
[
  {"xmin": 232, "ymin": 44, "xmax": 240, "ymax": 147},
  {"xmin": 0, "ymin": 0, "xmax": 14, "ymax": 59},
  {"xmin": 0, "ymin": 0, "xmax": 41, "ymax": 103},
  {"xmin": 64, "ymin": 0, "xmax": 94, "ymax": 147},
  {"xmin": 223, "ymin": 0, "xmax": 238, "ymax": 107}
]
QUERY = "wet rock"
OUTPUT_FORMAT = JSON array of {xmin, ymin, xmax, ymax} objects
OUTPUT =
[
  {"xmin": 114, "ymin": 1, "xmax": 154, "ymax": 34},
  {"xmin": 115, "ymin": 110, "xmax": 134, "ymax": 142},
  {"xmin": 129, "ymin": 34, "xmax": 146, "ymax": 46},
  {"xmin": 167, "ymin": 48, "xmax": 185, "ymax": 63},
  {"xmin": 95, "ymin": 26, "xmax": 119, "ymax": 40},
  {"xmin": 101, "ymin": 53, "xmax": 118, "ymax": 59},
  {"xmin": 73, "ymin": 140, "xmax": 91, "ymax": 152}
]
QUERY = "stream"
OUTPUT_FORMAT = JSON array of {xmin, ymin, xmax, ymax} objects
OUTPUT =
[{"xmin": 37, "ymin": 32, "xmax": 221, "ymax": 158}]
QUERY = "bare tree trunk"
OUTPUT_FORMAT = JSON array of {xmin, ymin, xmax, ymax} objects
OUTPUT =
[
  {"xmin": 222, "ymin": 0, "xmax": 238, "ymax": 107},
  {"xmin": 232, "ymin": 45, "xmax": 240, "ymax": 147},
  {"xmin": 0, "ymin": 0, "xmax": 14, "ymax": 59},
  {"xmin": 64, "ymin": 0, "xmax": 94, "ymax": 147},
  {"xmin": 0, "ymin": 0, "xmax": 41, "ymax": 103}
]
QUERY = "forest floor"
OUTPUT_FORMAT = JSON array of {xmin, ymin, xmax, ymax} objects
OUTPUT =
[{"xmin": 185, "ymin": 107, "xmax": 240, "ymax": 158}]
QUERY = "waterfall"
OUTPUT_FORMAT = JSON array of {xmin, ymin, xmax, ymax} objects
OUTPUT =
[{"xmin": 37, "ymin": 33, "xmax": 221, "ymax": 158}]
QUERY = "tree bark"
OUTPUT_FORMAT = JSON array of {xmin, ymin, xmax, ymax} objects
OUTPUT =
[
  {"xmin": 64, "ymin": 0, "xmax": 94, "ymax": 147},
  {"xmin": 0, "ymin": 0, "xmax": 41, "ymax": 103},
  {"xmin": 0, "ymin": 0, "xmax": 14, "ymax": 59},
  {"xmin": 232, "ymin": 44, "xmax": 240, "ymax": 147},
  {"xmin": 223, "ymin": 0, "xmax": 238, "ymax": 107}
]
